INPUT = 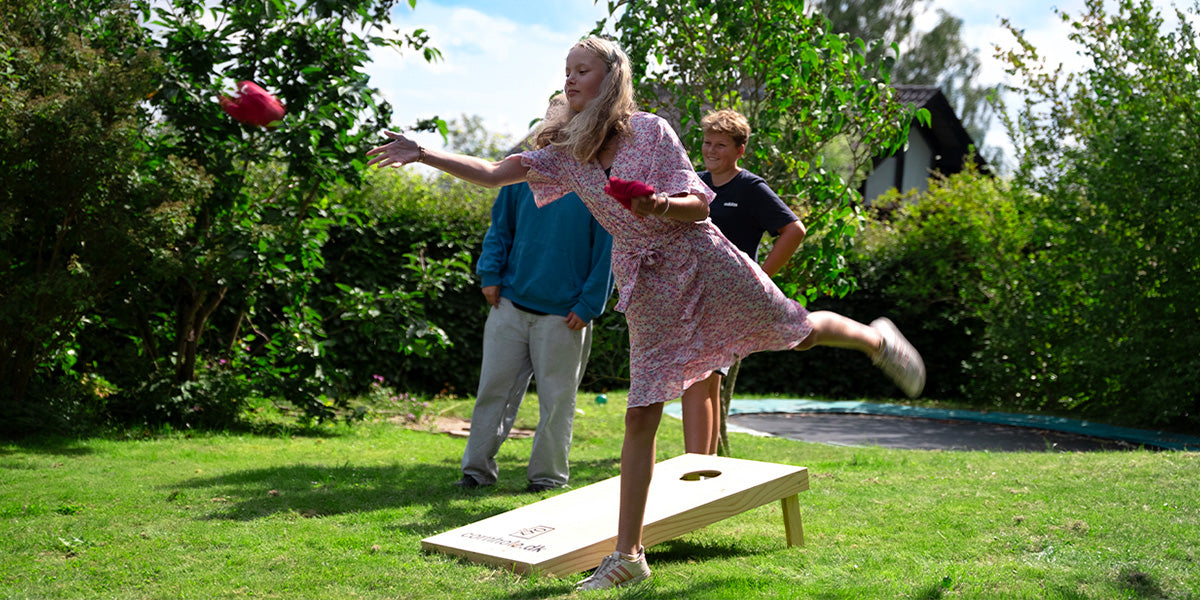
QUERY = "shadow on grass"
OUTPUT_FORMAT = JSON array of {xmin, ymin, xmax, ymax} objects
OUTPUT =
[
  {"xmin": 1117, "ymin": 568, "xmax": 1167, "ymax": 598},
  {"xmin": 498, "ymin": 574, "xmax": 801, "ymax": 600},
  {"xmin": 168, "ymin": 456, "xmax": 624, "ymax": 536},
  {"xmin": 416, "ymin": 534, "xmax": 800, "ymax": 599},
  {"xmin": 503, "ymin": 576, "xmax": 816, "ymax": 600},
  {"xmin": 0, "ymin": 437, "xmax": 96, "ymax": 457},
  {"xmin": 910, "ymin": 578, "xmax": 951, "ymax": 600},
  {"xmin": 648, "ymin": 538, "xmax": 765, "ymax": 564},
  {"xmin": 3, "ymin": 421, "xmax": 343, "ymax": 457},
  {"xmin": 233, "ymin": 420, "xmax": 353, "ymax": 439}
]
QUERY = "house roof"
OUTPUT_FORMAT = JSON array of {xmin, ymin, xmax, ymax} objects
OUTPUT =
[
  {"xmin": 893, "ymin": 85, "xmax": 941, "ymax": 107},
  {"xmin": 893, "ymin": 84, "xmax": 987, "ymax": 172}
]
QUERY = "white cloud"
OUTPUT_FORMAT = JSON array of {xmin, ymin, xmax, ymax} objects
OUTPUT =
[{"xmin": 366, "ymin": 2, "xmax": 607, "ymax": 151}]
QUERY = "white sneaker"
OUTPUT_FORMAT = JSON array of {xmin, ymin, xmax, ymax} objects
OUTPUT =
[
  {"xmin": 574, "ymin": 548, "xmax": 651, "ymax": 591},
  {"xmin": 871, "ymin": 317, "xmax": 926, "ymax": 398}
]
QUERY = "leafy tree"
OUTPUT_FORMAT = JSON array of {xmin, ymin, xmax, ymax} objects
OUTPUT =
[
  {"xmin": 0, "ymin": 0, "xmax": 211, "ymax": 430},
  {"xmin": 1, "ymin": 0, "xmax": 460, "ymax": 431},
  {"xmin": 814, "ymin": 0, "xmax": 998, "ymax": 159},
  {"xmin": 817, "ymin": 0, "xmax": 920, "ymax": 58},
  {"xmin": 605, "ymin": 0, "xmax": 914, "ymax": 297},
  {"xmin": 890, "ymin": 10, "xmax": 994, "ymax": 151},
  {"xmin": 995, "ymin": 0, "xmax": 1200, "ymax": 429},
  {"xmin": 443, "ymin": 114, "xmax": 516, "ymax": 160},
  {"xmin": 600, "ymin": 0, "xmax": 916, "ymax": 452},
  {"xmin": 139, "ymin": 0, "xmax": 436, "ymax": 386}
]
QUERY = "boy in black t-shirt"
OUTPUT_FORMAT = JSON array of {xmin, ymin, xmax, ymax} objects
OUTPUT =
[{"xmin": 685, "ymin": 110, "xmax": 807, "ymax": 454}]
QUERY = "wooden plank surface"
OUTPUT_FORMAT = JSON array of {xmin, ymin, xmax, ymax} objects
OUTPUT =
[{"xmin": 421, "ymin": 453, "xmax": 809, "ymax": 576}]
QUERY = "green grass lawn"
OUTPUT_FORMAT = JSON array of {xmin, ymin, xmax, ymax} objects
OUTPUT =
[{"xmin": 2, "ymin": 393, "xmax": 1197, "ymax": 599}]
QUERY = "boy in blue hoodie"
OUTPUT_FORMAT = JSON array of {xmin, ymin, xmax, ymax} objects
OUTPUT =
[{"xmin": 456, "ymin": 181, "xmax": 614, "ymax": 492}]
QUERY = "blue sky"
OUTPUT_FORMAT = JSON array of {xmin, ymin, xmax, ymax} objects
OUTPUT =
[{"xmin": 366, "ymin": 0, "xmax": 1183, "ymax": 165}]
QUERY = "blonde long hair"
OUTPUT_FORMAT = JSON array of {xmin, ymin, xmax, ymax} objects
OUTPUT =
[{"xmin": 534, "ymin": 36, "xmax": 636, "ymax": 163}]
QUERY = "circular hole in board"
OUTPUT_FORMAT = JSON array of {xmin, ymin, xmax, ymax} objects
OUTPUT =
[{"xmin": 680, "ymin": 470, "xmax": 722, "ymax": 481}]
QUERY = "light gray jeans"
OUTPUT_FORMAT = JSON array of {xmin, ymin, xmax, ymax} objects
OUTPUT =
[{"xmin": 461, "ymin": 298, "xmax": 593, "ymax": 487}]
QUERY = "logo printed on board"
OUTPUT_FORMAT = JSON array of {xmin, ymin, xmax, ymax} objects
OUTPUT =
[{"xmin": 510, "ymin": 525, "xmax": 555, "ymax": 539}]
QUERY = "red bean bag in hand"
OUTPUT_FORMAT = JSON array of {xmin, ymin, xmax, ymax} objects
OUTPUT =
[
  {"xmin": 219, "ymin": 81, "xmax": 286, "ymax": 128},
  {"xmin": 603, "ymin": 176, "xmax": 655, "ymax": 212}
]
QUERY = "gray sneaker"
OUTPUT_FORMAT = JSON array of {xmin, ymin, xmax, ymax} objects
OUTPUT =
[
  {"xmin": 575, "ymin": 548, "xmax": 651, "ymax": 591},
  {"xmin": 870, "ymin": 317, "xmax": 926, "ymax": 398}
]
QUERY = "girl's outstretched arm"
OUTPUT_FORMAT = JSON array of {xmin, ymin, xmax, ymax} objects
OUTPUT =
[
  {"xmin": 629, "ymin": 192, "xmax": 709, "ymax": 222},
  {"xmin": 366, "ymin": 130, "xmax": 528, "ymax": 188}
]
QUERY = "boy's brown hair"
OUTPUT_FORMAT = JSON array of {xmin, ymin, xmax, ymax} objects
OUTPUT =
[{"xmin": 701, "ymin": 109, "xmax": 751, "ymax": 148}]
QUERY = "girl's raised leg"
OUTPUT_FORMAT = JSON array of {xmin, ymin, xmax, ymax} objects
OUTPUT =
[{"xmin": 797, "ymin": 311, "xmax": 925, "ymax": 398}]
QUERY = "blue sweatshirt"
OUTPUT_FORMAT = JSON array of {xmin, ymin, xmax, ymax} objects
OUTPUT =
[{"xmin": 476, "ymin": 183, "xmax": 614, "ymax": 322}]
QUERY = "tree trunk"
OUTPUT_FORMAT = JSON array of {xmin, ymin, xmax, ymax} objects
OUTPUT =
[
  {"xmin": 717, "ymin": 357, "xmax": 741, "ymax": 456},
  {"xmin": 173, "ymin": 280, "xmax": 227, "ymax": 384}
]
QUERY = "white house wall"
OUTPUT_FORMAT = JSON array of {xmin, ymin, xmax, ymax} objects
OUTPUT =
[
  {"xmin": 863, "ymin": 157, "xmax": 897, "ymax": 204},
  {"xmin": 862, "ymin": 127, "xmax": 936, "ymax": 204},
  {"xmin": 903, "ymin": 129, "xmax": 934, "ymax": 196}
]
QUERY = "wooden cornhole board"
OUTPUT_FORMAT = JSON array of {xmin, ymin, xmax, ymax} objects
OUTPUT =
[{"xmin": 421, "ymin": 453, "xmax": 809, "ymax": 576}]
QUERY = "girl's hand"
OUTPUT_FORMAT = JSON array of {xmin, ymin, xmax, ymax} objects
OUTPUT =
[
  {"xmin": 366, "ymin": 130, "xmax": 422, "ymax": 168},
  {"xmin": 630, "ymin": 192, "xmax": 670, "ymax": 219}
]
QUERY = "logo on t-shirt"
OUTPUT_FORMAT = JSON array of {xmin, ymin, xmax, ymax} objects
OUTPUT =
[{"xmin": 722, "ymin": 202, "xmax": 739, "ymax": 207}]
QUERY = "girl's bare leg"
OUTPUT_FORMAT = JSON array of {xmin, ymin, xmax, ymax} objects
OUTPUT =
[
  {"xmin": 795, "ymin": 310, "xmax": 883, "ymax": 355},
  {"xmin": 706, "ymin": 374, "xmax": 721, "ymax": 453},
  {"xmin": 616, "ymin": 402, "xmax": 664, "ymax": 555},
  {"xmin": 798, "ymin": 311, "xmax": 926, "ymax": 398},
  {"xmin": 681, "ymin": 373, "xmax": 721, "ymax": 454}
]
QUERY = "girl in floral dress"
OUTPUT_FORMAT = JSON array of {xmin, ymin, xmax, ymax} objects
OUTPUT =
[{"xmin": 367, "ymin": 36, "xmax": 925, "ymax": 591}]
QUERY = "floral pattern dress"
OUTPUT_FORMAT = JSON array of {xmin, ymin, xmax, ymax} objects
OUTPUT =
[{"xmin": 520, "ymin": 112, "xmax": 812, "ymax": 408}]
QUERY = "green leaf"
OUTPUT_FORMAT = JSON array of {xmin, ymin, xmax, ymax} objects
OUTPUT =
[{"xmin": 916, "ymin": 108, "xmax": 932, "ymax": 128}]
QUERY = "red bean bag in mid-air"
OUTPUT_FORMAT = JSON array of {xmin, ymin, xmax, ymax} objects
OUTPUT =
[{"xmin": 219, "ymin": 80, "xmax": 286, "ymax": 128}]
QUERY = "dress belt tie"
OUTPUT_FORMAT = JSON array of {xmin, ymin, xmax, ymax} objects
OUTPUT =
[{"xmin": 612, "ymin": 226, "xmax": 693, "ymax": 314}]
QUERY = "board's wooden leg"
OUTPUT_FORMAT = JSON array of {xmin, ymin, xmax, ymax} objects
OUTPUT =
[{"xmin": 781, "ymin": 494, "xmax": 804, "ymax": 547}]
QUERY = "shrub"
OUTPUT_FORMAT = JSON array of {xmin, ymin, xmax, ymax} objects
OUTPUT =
[
  {"xmin": 317, "ymin": 169, "xmax": 492, "ymax": 398},
  {"xmin": 996, "ymin": 0, "xmax": 1200, "ymax": 430},
  {"xmin": 735, "ymin": 165, "xmax": 1032, "ymax": 403},
  {"xmin": 580, "ymin": 296, "xmax": 631, "ymax": 393}
]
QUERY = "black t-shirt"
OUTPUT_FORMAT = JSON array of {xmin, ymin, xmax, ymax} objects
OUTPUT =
[{"xmin": 700, "ymin": 170, "xmax": 799, "ymax": 260}]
